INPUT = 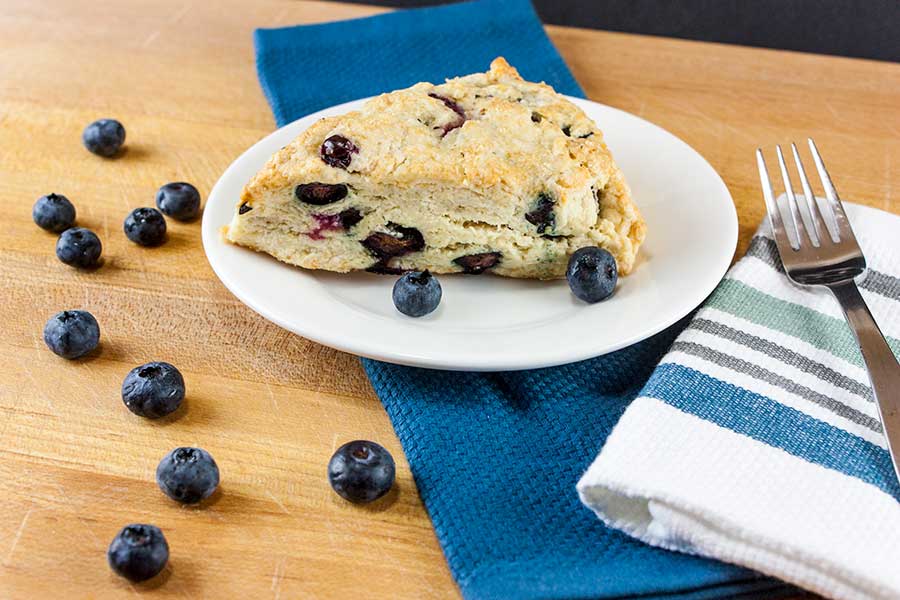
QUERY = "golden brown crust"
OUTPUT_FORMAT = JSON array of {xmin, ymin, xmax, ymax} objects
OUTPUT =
[{"xmin": 227, "ymin": 58, "xmax": 645, "ymax": 278}]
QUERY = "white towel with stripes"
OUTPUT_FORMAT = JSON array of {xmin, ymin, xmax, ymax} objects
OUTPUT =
[{"xmin": 578, "ymin": 201, "xmax": 900, "ymax": 600}]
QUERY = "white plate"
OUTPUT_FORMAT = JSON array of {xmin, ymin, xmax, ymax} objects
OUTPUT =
[{"xmin": 202, "ymin": 96, "xmax": 736, "ymax": 371}]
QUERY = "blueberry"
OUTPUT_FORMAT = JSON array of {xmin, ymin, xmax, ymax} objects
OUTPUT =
[
  {"xmin": 295, "ymin": 183, "xmax": 348, "ymax": 205},
  {"xmin": 453, "ymin": 252, "xmax": 501, "ymax": 275},
  {"xmin": 82, "ymin": 118, "xmax": 125, "ymax": 157},
  {"xmin": 56, "ymin": 227, "xmax": 102, "ymax": 268},
  {"xmin": 566, "ymin": 247, "xmax": 618, "ymax": 303},
  {"xmin": 156, "ymin": 447, "xmax": 220, "ymax": 504},
  {"xmin": 124, "ymin": 207, "xmax": 167, "ymax": 247},
  {"xmin": 524, "ymin": 193, "xmax": 555, "ymax": 234},
  {"xmin": 43, "ymin": 310, "xmax": 100, "ymax": 359},
  {"xmin": 156, "ymin": 182, "xmax": 201, "ymax": 221},
  {"xmin": 238, "ymin": 202, "xmax": 252, "ymax": 214},
  {"xmin": 429, "ymin": 93, "xmax": 465, "ymax": 120},
  {"xmin": 328, "ymin": 440, "xmax": 395, "ymax": 503},
  {"xmin": 121, "ymin": 362, "xmax": 185, "ymax": 419},
  {"xmin": 361, "ymin": 223, "xmax": 425, "ymax": 262},
  {"xmin": 107, "ymin": 524, "xmax": 168, "ymax": 582},
  {"xmin": 32, "ymin": 193, "xmax": 76, "ymax": 232},
  {"xmin": 392, "ymin": 270, "xmax": 442, "ymax": 317},
  {"xmin": 320, "ymin": 135, "xmax": 358, "ymax": 169},
  {"xmin": 338, "ymin": 207, "xmax": 363, "ymax": 229},
  {"xmin": 429, "ymin": 93, "xmax": 466, "ymax": 136},
  {"xmin": 308, "ymin": 213, "xmax": 343, "ymax": 240},
  {"xmin": 362, "ymin": 224, "xmax": 425, "ymax": 273}
]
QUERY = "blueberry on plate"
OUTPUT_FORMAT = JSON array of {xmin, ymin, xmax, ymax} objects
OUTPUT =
[
  {"xmin": 43, "ymin": 310, "xmax": 100, "ymax": 359},
  {"xmin": 124, "ymin": 207, "xmax": 167, "ymax": 246},
  {"xmin": 328, "ymin": 440, "xmax": 395, "ymax": 504},
  {"xmin": 156, "ymin": 182, "xmax": 201, "ymax": 221},
  {"xmin": 392, "ymin": 270, "xmax": 442, "ymax": 317},
  {"xmin": 32, "ymin": 193, "xmax": 76, "ymax": 232},
  {"xmin": 156, "ymin": 447, "xmax": 220, "ymax": 504},
  {"xmin": 121, "ymin": 361, "xmax": 185, "ymax": 419},
  {"xmin": 566, "ymin": 247, "xmax": 618, "ymax": 303},
  {"xmin": 56, "ymin": 227, "xmax": 102, "ymax": 268},
  {"xmin": 107, "ymin": 524, "xmax": 169, "ymax": 582},
  {"xmin": 82, "ymin": 118, "xmax": 125, "ymax": 157}
]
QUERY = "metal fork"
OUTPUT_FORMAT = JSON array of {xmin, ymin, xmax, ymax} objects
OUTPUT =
[{"xmin": 757, "ymin": 139, "xmax": 900, "ymax": 484}]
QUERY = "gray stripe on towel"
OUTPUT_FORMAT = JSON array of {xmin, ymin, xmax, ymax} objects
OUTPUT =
[
  {"xmin": 689, "ymin": 318, "xmax": 873, "ymax": 403},
  {"xmin": 671, "ymin": 340, "xmax": 882, "ymax": 433},
  {"xmin": 746, "ymin": 235, "xmax": 900, "ymax": 302}
]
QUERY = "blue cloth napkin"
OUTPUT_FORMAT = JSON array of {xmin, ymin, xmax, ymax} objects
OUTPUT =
[{"xmin": 255, "ymin": 1, "xmax": 791, "ymax": 598}]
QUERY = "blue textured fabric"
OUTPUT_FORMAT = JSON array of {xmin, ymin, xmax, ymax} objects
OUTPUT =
[
  {"xmin": 255, "ymin": 0, "xmax": 582, "ymax": 125},
  {"xmin": 362, "ymin": 330, "xmax": 790, "ymax": 600},
  {"xmin": 254, "ymin": 1, "xmax": 791, "ymax": 598}
]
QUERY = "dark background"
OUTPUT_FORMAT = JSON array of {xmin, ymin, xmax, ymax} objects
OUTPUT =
[{"xmin": 343, "ymin": 0, "xmax": 899, "ymax": 62}]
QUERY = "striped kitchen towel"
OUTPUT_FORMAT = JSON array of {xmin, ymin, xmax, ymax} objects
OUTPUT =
[{"xmin": 579, "ymin": 200, "xmax": 900, "ymax": 600}]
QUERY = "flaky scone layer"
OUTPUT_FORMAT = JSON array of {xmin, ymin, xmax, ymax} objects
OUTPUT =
[{"xmin": 226, "ymin": 58, "xmax": 645, "ymax": 279}]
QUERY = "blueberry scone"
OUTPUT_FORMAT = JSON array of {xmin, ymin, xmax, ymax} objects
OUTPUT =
[{"xmin": 226, "ymin": 58, "xmax": 645, "ymax": 279}]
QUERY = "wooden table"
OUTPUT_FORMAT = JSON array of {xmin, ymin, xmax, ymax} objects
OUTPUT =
[{"xmin": 1, "ymin": 1, "xmax": 896, "ymax": 597}]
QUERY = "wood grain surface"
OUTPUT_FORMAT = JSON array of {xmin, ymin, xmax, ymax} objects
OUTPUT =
[{"xmin": 0, "ymin": 1, "xmax": 896, "ymax": 598}]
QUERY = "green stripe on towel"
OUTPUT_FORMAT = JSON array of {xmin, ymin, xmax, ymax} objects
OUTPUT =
[{"xmin": 707, "ymin": 279, "xmax": 900, "ymax": 369}]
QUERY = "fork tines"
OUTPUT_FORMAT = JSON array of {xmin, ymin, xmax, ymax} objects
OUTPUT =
[{"xmin": 756, "ymin": 138, "xmax": 853, "ymax": 250}]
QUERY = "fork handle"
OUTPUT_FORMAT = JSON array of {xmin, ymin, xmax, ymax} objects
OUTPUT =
[{"xmin": 830, "ymin": 281, "xmax": 900, "ymax": 478}]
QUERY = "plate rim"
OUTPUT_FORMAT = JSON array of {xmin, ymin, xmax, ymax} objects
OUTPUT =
[{"xmin": 202, "ymin": 95, "xmax": 737, "ymax": 371}]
